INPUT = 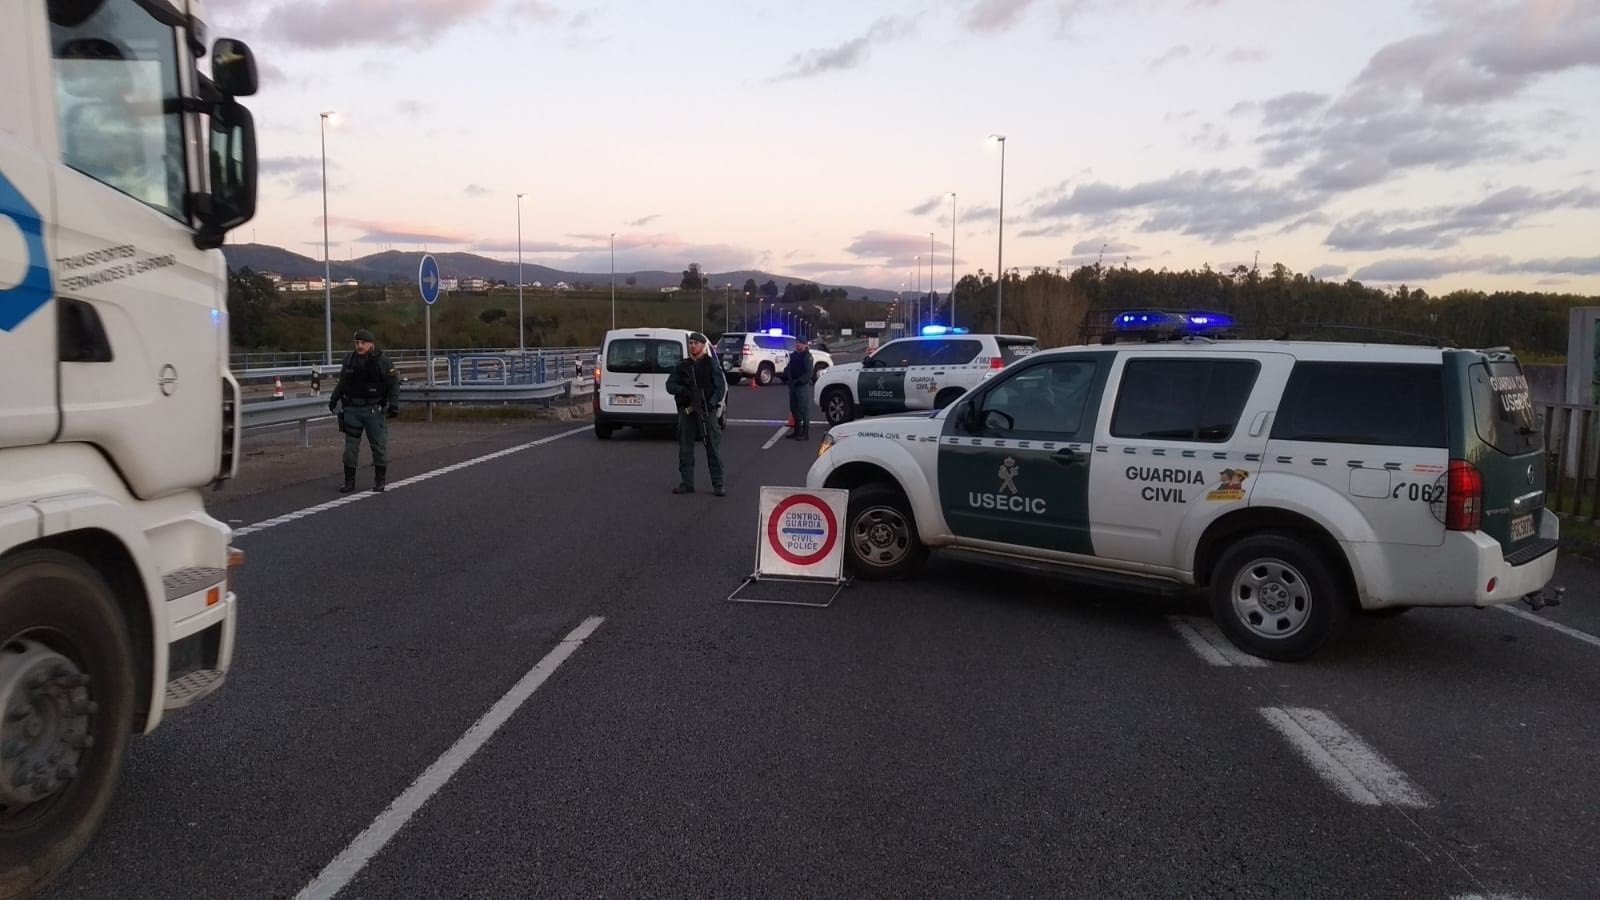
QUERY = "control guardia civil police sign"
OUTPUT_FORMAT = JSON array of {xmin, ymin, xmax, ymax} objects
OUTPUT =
[
  {"xmin": 727, "ymin": 486, "xmax": 851, "ymax": 607},
  {"xmin": 0, "ymin": 168, "xmax": 53, "ymax": 332}
]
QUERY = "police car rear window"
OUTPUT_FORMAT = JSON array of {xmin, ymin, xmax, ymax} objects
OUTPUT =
[
  {"xmin": 1469, "ymin": 361, "xmax": 1542, "ymax": 456},
  {"xmin": 1111, "ymin": 358, "xmax": 1259, "ymax": 442},
  {"xmin": 1271, "ymin": 362, "xmax": 1445, "ymax": 448},
  {"xmin": 717, "ymin": 335, "xmax": 745, "ymax": 352},
  {"xmin": 998, "ymin": 338, "xmax": 1039, "ymax": 364}
]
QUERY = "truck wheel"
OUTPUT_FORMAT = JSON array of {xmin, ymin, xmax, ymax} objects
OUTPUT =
[
  {"xmin": 757, "ymin": 364, "xmax": 775, "ymax": 386},
  {"xmin": 823, "ymin": 388, "xmax": 854, "ymax": 426},
  {"xmin": 934, "ymin": 388, "xmax": 964, "ymax": 410},
  {"xmin": 1208, "ymin": 532, "xmax": 1348, "ymax": 662},
  {"xmin": 0, "ymin": 550, "xmax": 136, "ymax": 899},
  {"xmin": 845, "ymin": 483, "xmax": 927, "ymax": 580}
]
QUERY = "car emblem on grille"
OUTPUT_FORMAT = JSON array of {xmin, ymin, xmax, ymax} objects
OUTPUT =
[{"xmin": 1526, "ymin": 464, "xmax": 1535, "ymax": 485}]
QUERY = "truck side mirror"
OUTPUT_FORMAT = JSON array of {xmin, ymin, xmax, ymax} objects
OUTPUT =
[
  {"xmin": 194, "ymin": 100, "xmax": 257, "ymax": 249},
  {"xmin": 211, "ymin": 38, "xmax": 259, "ymax": 96}
]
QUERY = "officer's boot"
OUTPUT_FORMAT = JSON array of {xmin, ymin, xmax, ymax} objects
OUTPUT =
[
  {"xmin": 373, "ymin": 466, "xmax": 387, "ymax": 493},
  {"xmin": 339, "ymin": 466, "xmax": 356, "ymax": 493}
]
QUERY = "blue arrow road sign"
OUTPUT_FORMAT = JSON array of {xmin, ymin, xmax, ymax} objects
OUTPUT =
[
  {"xmin": 418, "ymin": 254, "xmax": 440, "ymax": 305},
  {"xmin": 0, "ymin": 168, "xmax": 54, "ymax": 332}
]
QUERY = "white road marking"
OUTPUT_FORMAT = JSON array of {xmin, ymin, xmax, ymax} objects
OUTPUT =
[
  {"xmin": 762, "ymin": 424, "xmax": 792, "ymax": 450},
  {"xmin": 231, "ymin": 425, "xmax": 590, "ymax": 538},
  {"xmin": 1167, "ymin": 617, "xmax": 1268, "ymax": 667},
  {"xmin": 1496, "ymin": 605, "xmax": 1600, "ymax": 651},
  {"xmin": 730, "ymin": 417, "xmax": 823, "ymax": 426},
  {"xmin": 1259, "ymin": 707, "xmax": 1431, "ymax": 808},
  {"xmin": 295, "ymin": 615, "xmax": 605, "ymax": 900}
]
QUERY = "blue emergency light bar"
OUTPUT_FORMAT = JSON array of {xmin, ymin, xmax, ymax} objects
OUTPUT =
[
  {"xmin": 920, "ymin": 325, "xmax": 969, "ymax": 336},
  {"xmin": 1113, "ymin": 310, "xmax": 1234, "ymax": 333},
  {"xmin": 767, "ymin": 327, "xmax": 783, "ymax": 336}
]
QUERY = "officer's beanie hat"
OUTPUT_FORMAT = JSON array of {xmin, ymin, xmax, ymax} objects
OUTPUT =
[
  {"xmin": 354, "ymin": 328, "xmax": 376, "ymax": 342},
  {"xmin": 687, "ymin": 332, "xmax": 709, "ymax": 344}
]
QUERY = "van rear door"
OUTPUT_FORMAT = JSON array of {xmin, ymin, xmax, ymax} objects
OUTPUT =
[
  {"xmin": 1453, "ymin": 351, "xmax": 1548, "ymax": 558},
  {"xmin": 601, "ymin": 335, "xmax": 658, "ymax": 417}
]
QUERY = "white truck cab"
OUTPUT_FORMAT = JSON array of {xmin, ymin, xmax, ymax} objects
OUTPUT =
[
  {"xmin": 808, "ymin": 319, "xmax": 1560, "ymax": 662},
  {"xmin": 1, "ymin": 1, "xmax": 259, "ymax": 893}
]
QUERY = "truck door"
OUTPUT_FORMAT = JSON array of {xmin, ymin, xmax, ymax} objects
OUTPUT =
[
  {"xmin": 937, "ymin": 352, "xmax": 1114, "ymax": 558},
  {"xmin": 0, "ymin": 142, "xmax": 58, "ymax": 447},
  {"xmin": 858, "ymin": 338, "xmax": 920, "ymax": 417}
]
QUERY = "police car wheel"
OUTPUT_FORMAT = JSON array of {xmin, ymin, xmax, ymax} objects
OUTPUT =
[
  {"xmin": 844, "ymin": 484, "xmax": 926, "ymax": 580},
  {"xmin": 757, "ymin": 364, "xmax": 774, "ymax": 386},
  {"xmin": 822, "ymin": 388, "xmax": 853, "ymax": 426},
  {"xmin": 1208, "ymin": 532, "xmax": 1348, "ymax": 662}
]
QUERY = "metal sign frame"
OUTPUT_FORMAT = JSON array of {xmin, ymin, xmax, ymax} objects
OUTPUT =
[{"xmin": 728, "ymin": 486, "xmax": 851, "ymax": 608}]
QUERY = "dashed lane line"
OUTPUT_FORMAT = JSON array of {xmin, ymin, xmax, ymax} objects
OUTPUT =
[
  {"xmin": 1495, "ymin": 605, "xmax": 1600, "ymax": 651},
  {"xmin": 1167, "ymin": 616, "xmax": 1269, "ymax": 667},
  {"xmin": 1259, "ymin": 707, "xmax": 1431, "ymax": 809},
  {"xmin": 294, "ymin": 615, "xmax": 606, "ymax": 900},
  {"xmin": 230, "ymin": 425, "xmax": 590, "ymax": 539}
]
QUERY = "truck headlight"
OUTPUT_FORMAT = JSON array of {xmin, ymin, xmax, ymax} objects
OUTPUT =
[{"xmin": 817, "ymin": 433, "xmax": 834, "ymax": 458}]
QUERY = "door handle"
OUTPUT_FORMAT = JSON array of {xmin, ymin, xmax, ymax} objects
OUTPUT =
[
  {"xmin": 933, "ymin": 371, "xmax": 945, "ymax": 376},
  {"xmin": 1249, "ymin": 411, "xmax": 1270, "ymax": 437},
  {"xmin": 1052, "ymin": 448, "xmax": 1083, "ymax": 467}
]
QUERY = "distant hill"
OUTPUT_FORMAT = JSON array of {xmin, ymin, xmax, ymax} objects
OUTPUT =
[{"xmin": 221, "ymin": 243, "xmax": 901, "ymax": 302}]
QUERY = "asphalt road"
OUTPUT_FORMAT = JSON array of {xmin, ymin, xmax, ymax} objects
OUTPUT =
[{"xmin": 41, "ymin": 377, "xmax": 1600, "ymax": 900}]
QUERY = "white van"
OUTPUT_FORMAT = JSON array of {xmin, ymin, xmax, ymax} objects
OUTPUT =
[{"xmin": 593, "ymin": 328, "xmax": 725, "ymax": 439}]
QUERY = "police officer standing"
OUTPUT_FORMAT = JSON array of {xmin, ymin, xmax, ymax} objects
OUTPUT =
[
  {"xmin": 328, "ymin": 328, "xmax": 400, "ymax": 493},
  {"xmin": 665, "ymin": 332, "xmax": 728, "ymax": 496},
  {"xmin": 784, "ymin": 336, "xmax": 814, "ymax": 440}
]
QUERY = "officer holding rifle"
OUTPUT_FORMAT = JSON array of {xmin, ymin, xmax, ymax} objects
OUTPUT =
[{"xmin": 665, "ymin": 332, "xmax": 728, "ymax": 496}]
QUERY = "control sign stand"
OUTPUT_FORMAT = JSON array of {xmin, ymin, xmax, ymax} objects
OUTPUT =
[
  {"xmin": 419, "ymin": 254, "xmax": 441, "ymax": 422},
  {"xmin": 728, "ymin": 487, "xmax": 852, "ymax": 608}
]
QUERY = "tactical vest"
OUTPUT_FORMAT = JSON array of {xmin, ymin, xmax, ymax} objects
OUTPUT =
[{"xmin": 341, "ymin": 351, "xmax": 388, "ymax": 402}]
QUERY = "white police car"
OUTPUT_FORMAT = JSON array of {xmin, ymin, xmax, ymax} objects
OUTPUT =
[
  {"xmin": 806, "ymin": 313, "xmax": 1560, "ymax": 661},
  {"xmin": 813, "ymin": 329, "xmax": 1039, "ymax": 426},
  {"xmin": 716, "ymin": 330, "xmax": 834, "ymax": 386}
]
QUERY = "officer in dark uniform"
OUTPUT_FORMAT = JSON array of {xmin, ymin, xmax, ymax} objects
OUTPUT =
[
  {"xmin": 784, "ymin": 336, "xmax": 814, "ymax": 440},
  {"xmin": 665, "ymin": 332, "xmax": 728, "ymax": 496},
  {"xmin": 328, "ymin": 328, "xmax": 400, "ymax": 493}
]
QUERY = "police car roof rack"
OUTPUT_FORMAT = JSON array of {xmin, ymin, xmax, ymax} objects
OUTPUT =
[{"xmin": 1272, "ymin": 322, "xmax": 1454, "ymax": 348}]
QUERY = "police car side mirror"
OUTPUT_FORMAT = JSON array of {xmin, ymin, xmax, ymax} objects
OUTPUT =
[{"xmin": 984, "ymin": 409, "xmax": 1014, "ymax": 433}]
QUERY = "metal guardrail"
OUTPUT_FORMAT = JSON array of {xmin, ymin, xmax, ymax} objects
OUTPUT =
[
  {"xmin": 230, "ymin": 347, "xmax": 597, "ymax": 371},
  {"xmin": 242, "ymin": 379, "xmax": 595, "ymax": 446},
  {"xmin": 1543, "ymin": 402, "xmax": 1600, "ymax": 524}
]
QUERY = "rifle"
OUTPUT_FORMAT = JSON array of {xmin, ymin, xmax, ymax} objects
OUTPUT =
[{"xmin": 685, "ymin": 355, "xmax": 711, "ymax": 445}]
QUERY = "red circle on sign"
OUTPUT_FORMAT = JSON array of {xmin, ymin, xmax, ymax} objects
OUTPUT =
[{"xmin": 767, "ymin": 494, "xmax": 838, "ymax": 567}]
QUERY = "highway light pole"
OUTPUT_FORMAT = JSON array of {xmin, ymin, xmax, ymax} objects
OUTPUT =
[
  {"xmin": 319, "ymin": 111, "xmax": 335, "ymax": 368},
  {"xmin": 949, "ymin": 192, "xmax": 957, "ymax": 327},
  {"xmin": 989, "ymin": 134, "xmax": 1006, "ymax": 333},
  {"xmin": 609, "ymin": 233, "xmax": 615, "ymax": 330},
  {"xmin": 516, "ymin": 192, "xmax": 525, "ymax": 352},
  {"xmin": 928, "ymin": 232, "xmax": 935, "ymax": 327}
]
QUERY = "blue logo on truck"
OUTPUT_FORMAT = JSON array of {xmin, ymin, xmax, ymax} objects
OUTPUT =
[{"xmin": 0, "ymin": 169, "xmax": 53, "ymax": 332}]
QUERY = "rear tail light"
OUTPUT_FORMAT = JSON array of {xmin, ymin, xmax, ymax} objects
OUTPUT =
[
  {"xmin": 742, "ymin": 346, "xmax": 752, "ymax": 356},
  {"xmin": 1446, "ymin": 459, "xmax": 1482, "ymax": 532},
  {"xmin": 990, "ymin": 357, "xmax": 1004, "ymax": 369}
]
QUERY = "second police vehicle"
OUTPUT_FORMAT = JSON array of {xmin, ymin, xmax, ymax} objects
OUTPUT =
[
  {"xmin": 813, "ymin": 327, "xmax": 1040, "ymax": 427},
  {"xmin": 807, "ymin": 311, "xmax": 1561, "ymax": 661}
]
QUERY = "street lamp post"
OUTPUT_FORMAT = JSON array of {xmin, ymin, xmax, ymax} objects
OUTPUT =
[
  {"xmin": 989, "ymin": 134, "xmax": 1007, "ymax": 333},
  {"xmin": 609, "ymin": 233, "xmax": 615, "ymax": 330},
  {"xmin": 928, "ymin": 232, "xmax": 934, "ymax": 327},
  {"xmin": 516, "ymin": 192, "xmax": 525, "ymax": 352},
  {"xmin": 319, "ymin": 111, "xmax": 335, "ymax": 367},
  {"xmin": 949, "ymin": 192, "xmax": 957, "ymax": 328}
]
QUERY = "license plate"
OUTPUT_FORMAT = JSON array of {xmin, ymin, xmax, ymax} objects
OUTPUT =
[
  {"xmin": 1510, "ymin": 514, "xmax": 1535, "ymax": 541},
  {"xmin": 609, "ymin": 394, "xmax": 643, "ymax": 407}
]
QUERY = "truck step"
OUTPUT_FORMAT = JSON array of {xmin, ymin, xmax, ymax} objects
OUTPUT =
[
  {"xmin": 164, "ymin": 669, "xmax": 225, "ymax": 709},
  {"xmin": 163, "ymin": 567, "xmax": 225, "ymax": 602}
]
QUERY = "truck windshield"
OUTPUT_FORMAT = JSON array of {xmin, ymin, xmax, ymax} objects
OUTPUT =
[
  {"xmin": 1469, "ymin": 360, "xmax": 1543, "ymax": 456},
  {"xmin": 49, "ymin": 0, "xmax": 189, "ymax": 220}
]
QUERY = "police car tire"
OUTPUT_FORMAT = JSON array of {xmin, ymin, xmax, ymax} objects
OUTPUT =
[
  {"xmin": 822, "ymin": 387, "xmax": 854, "ymax": 426},
  {"xmin": 757, "ymin": 364, "xmax": 775, "ymax": 386},
  {"xmin": 1207, "ymin": 531, "xmax": 1349, "ymax": 662},
  {"xmin": 0, "ymin": 550, "xmax": 136, "ymax": 900},
  {"xmin": 844, "ymin": 483, "xmax": 927, "ymax": 580}
]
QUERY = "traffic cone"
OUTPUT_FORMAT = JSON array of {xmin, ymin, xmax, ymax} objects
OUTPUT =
[
  {"xmin": 273, "ymin": 376, "xmax": 284, "ymax": 401},
  {"xmin": 785, "ymin": 412, "xmax": 795, "ymax": 428}
]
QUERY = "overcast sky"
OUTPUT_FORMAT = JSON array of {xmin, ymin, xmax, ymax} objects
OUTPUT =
[{"xmin": 216, "ymin": 0, "xmax": 1600, "ymax": 293}]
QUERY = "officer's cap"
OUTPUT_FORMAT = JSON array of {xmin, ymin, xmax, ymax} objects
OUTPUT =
[
  {"xmin": 353, "ymin": 329, "xmax": 375, "ymax": 343},
  {"xmin": 687, "ymin": 332, "xmax": 709, "ymax": 345}
]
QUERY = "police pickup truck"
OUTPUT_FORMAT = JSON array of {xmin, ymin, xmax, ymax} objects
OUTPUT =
[
  {"xmin": 813, "ymin": 330, "xmax": 1039, "ymax": 426},
  {"xmin": 807, "ymin": 326, "xmax": 1560, "ymax": 661}
]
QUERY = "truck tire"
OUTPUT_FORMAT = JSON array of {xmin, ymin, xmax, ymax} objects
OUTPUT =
[
  {"xmin": 844, "ymin": 483, "xmax": 927, "ymax": 580},
  {"xmin": 0, "ymin": 550, "xmax": 136, "ymax": 899},
  {"xmin": 1207, "ymin": 531, "xmax": 1349, "ymax": 662},
  {"xmin": 822, "ymin": 387, "xmax": 854, "ymax": 426},
  {"xmin": 757, "ymin": 363, "xmax": 775, "ymax": 386}
]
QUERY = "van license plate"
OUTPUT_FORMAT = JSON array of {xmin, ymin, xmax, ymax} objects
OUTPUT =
[
  {"xmin": 1510, "ymin": 514, "xmax": 1535, "ymax": 541},
  {"xmin": 610, "ymin": 394, "xmax": 642, "ymax": 407}
]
